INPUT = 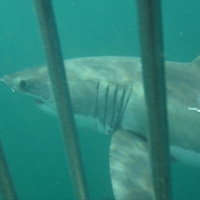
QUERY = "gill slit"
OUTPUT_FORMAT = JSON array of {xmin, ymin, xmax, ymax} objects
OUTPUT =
[
  {"xmin": 95, "ymin": 81, "xmax": 100, "ymax": 132},
  {"xmin": 103, "ymin": 84, "xmax": 110, "ymax": 133},
  {"xmin": 110, "ymin": 85, "xmax": 118, "ymax": 129}
]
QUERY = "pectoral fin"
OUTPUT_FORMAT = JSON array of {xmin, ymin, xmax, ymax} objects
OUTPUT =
[{"xmin": 109, "ymin": 129, "xmax": 154, "ymax": 200}]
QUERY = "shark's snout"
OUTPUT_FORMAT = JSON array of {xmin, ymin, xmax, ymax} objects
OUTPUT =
[
  {"xmin": 0, "ymin": 75, "xmax": 13, "ymax": 86},
  {"xmin": 0, "ymin": 76, "xmax": 8, "ymax": 85},
  {"xmin": 1, "ymin": 75, "xmax": 16, "ymax": 93}
]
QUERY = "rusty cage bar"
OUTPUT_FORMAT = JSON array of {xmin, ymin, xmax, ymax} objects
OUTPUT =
[
  {"xmin": 136, "ymin": 0, "xmax": 172, "ymax": 199},
  {"xmin": 33, "ymin": 1, "xmax": 90, "ymax": 200}
]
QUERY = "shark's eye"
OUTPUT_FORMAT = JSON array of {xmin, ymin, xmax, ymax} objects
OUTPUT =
[{"xmin": 19, "ymin": 79, "xmax": 27, "ymax": 89}]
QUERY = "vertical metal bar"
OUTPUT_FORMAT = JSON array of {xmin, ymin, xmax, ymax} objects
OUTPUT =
[
  {"xmin": 33, "ymin": 1, "xmax": 90, "ymax": 200},
  {"xmin": 136, "ymin": 0, "xmax": 172, "ymax": 200},
  {"xmin": 0, "ymin": 139, "xmax": 18, "ymax": 200}
]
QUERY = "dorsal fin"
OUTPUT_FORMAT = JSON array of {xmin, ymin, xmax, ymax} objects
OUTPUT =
[{"xmin": 192, "ymin": 55, "xmax": 200, "ymax": 66}]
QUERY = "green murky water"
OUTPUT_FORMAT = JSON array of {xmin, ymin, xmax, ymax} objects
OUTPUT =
[{"xmin": 0, "ymin": 0, "xmax": 200, "ymax": 199}]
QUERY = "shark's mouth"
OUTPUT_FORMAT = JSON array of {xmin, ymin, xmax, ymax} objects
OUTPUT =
[{"xmin": 35, "ymin": 99, "xmax": 56, "ymax": 116}]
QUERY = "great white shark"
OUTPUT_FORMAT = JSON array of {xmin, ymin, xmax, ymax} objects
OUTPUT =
[{"xmin": 1, "ymin": 56, "xmax": 200, "ymax": 200}]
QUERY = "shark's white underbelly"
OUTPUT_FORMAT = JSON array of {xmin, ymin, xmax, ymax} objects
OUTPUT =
[
  {"xmin": 38, "ymin": 100, "xmax": 200, "ymax": 168},
  {"xmin": 171, "ymin": 146, "xmax": 200, "ymax": 168}
]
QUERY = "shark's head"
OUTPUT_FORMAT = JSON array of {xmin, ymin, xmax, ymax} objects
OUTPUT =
[
  {"xmin": 1, "ymin": 65, "xmax": 57, "ymax": 115},
  {"xmin": 1, "ymin": 66, "xmax": 53, "ymax": 103},
  {"xmin": 0, "ymin": 58, "xmax": 134, "ymax": 134}
]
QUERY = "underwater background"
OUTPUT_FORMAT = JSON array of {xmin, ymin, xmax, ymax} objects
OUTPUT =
[{"xmin": 0, "ymin": 0, "xmax": 200, "ymax": 199}]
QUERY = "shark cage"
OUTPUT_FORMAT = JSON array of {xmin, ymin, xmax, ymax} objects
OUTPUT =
[{"xmin": 0, "ymin": 0, "xmax": 172, "ymax": 200}]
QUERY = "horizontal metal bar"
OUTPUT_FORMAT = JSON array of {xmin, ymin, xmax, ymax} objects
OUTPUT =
[
  {"xmin": 136, "ymin": 0, "xmax": 172, "ymax": 200},
  {"xmin": 33, "ymin": 1, "xmax": 90, "ymax": 199}
]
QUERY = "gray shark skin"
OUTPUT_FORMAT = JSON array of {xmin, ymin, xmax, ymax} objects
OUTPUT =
[
  {"xmin": 1, "ymin": 56, "xmax": 200, "ymax": 199},
  {"xmin": 2, "ymin": 56, "xmax": 200, "ymax": 152}
]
